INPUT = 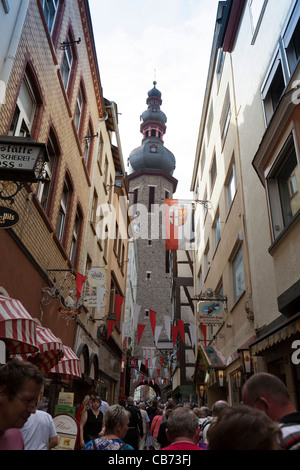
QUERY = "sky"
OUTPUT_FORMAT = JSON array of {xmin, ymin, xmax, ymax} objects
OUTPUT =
[{"xmin": 88, "ymin": 0, "xmax": 220, "ymax": 199}]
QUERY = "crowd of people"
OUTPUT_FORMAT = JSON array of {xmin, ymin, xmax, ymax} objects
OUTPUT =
[{"xmin": 1, "ymin": 359, "xmax": 300, "ymax": 450}]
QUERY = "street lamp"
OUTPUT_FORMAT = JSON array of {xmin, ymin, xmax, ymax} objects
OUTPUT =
[
  {"xmin": 238, "ymin": 348, "xmax": 252, "ymax": 375},
  {"xmin": 217, "ymin": 369, "xmax": 224, "ymax": 387}
]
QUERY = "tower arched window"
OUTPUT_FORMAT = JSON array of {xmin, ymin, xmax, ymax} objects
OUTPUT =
[{"xmin": 150, "ymin": 144, "xmax": 157, "ymax": 153}]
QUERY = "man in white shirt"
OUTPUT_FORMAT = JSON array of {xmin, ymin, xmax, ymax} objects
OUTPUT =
[{"xmin": 21, "ymin": 409, "xmax": 58, "ymax": 450}]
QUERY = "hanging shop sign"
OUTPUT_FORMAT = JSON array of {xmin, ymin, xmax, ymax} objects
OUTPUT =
[
  {"xmin": 198, "ymin": 301, "xmax": 224, "ymax": 324},
  {"xmin": 0, "ymin": 205, "xmax": 19, "ymax": 229},
  {"xmin": 87, "ymin": 267, "xmax": 107, "ymax": 287},
  {"xmin": 82, "ymin": 267, "xmax": 107, "ymax": 308},
  {"xmin": 0, "ymin": 136, "xmax": 49, "ymax": 182}
]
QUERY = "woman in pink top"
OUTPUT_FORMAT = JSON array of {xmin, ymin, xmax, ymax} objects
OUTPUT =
[{"xmin": 150, "ymin": 409, "xmax": 163, "ymax": 450}]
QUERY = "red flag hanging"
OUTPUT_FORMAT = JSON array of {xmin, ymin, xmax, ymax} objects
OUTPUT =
[
  {"xmin": 164, "ymin": 199, "xmax": 194, "ymax": 250},
  {"xmin": 107, "ymin": 320, "xmax": 115, "ymax": 340},
  {"xmin": 137, "ymin": 324, "xmax": 146, "ymax": 345},
  {"xmin": 156, "ymin": 368, "xmax": 161, "ymax": 377},
  {"xmin": 115, "ymin": 294, "xmax": 124, "ymax": 322},
  {"xmin": 160, "ymin": 356, "xmax": 164, "ymax": 368},
  {"xmin": 76, "ymin": 272, "xmax": 87, "ymax": 301},
  {"xmin": 149, "ymin": 310, "xmax": 156, "ymax": 335},
  {"xmin": 171, "ymin": 325, "xmax": 179, "ymax": 346},
  {"xmin": 177, "ymin": 319, "xmax": 185, "ymax": 342},
  {"xmin": 145, "ymin": 359, "xmax": 148, "ymax": 371},
  {"xmin": 200, "ymin": 324, "xmax": 207, "ymax": 347}
]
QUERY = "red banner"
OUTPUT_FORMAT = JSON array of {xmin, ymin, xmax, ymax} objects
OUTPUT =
[
  {"xmin": 149, "ymin": 310, "xmax": 156, "ymax": 335},
  {"xmin": 137, "ymin": 324, "xmax": 146, "ymax": 345},
  {"xmin": 107, "ymin": 320, "xmax": 115, "ymax": 340},
  {"xmin": 171, "ymin": 325, "xmax": 179, "ymax": 346},
  {"xmin": 200, "ymin": 324, "xmax": 207, "ymax": 347},
  {"xmin": 76, "ymin": 272, "xmax": 87, "ymax": 301},
  {"xmin": 177, "ymin": 319, "xmax": 185, "ymax": 342},
  {"xmin": 115, "ymin": 294, "xmax": 124, "ymax": 322},
  {"xmin": 164, "ymin": 199, "xmax": 194, "ymax": 251}
]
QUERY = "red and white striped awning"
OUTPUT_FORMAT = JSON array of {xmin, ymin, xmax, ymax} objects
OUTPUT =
[
  {"xmin": 20, "ymin": 325, "xmax": 64, "ymax": 373},
  {"xmin": 0, "ymin": 295, "xmax": 38, "ymax": 355},
  {"xmin": 49, "ymin": 345, "xmax": 81, "ymax": 379}
]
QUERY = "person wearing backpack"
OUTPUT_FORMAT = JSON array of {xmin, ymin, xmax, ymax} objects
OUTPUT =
[{"xmin": 124, "ymin": 397, "xmax": 144, "ymax": 450}]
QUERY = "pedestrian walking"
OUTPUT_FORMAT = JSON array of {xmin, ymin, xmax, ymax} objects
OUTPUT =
[
  {"xmin": 138, "ymin": 403, "xmax": 150, "ymax": 450},
  {"xmin": 242, "ymin": 372, "xmax": 300, "ymax": 450},
  {"xmin": 124, "ymin": 397, "xmax": 143, "ymax": 450},
  {"xmin": 161, "ymin": 407, "xmax": 202, "ymax": 451},
  {"xmin": 85, "ymin": 405, "xmax": 133, "ymax": 450},
  {"xmin": 0, "ymin": 359, "xmax": 44, "ymax": 450},
  {"xmin": 149, "ymin": 408, "xmax": 163, "ymax": 450},
  {"xmin": 21, "ymin": 409, "xmax": 58, "ymax": 450},
  {"xmin": 207, "ymin": 405, "xmax": 282, "ymax": 450},
  {"xmin": 80, "ymin": 396, "xmax": 104, "ymax": 449}
]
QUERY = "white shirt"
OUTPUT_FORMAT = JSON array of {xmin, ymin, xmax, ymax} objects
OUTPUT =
[{"xmin": 21, "ymin": 410, "xmax": 57, "ymax": 450}]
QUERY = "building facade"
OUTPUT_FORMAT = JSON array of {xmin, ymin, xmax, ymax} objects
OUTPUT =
[
  {"xmin": 191, "ymin": 0, "xmax": 300, "ymax": 407},
  {"xmin": 0, "ymin": 0, "xmax": 128, "ymax": 412}
]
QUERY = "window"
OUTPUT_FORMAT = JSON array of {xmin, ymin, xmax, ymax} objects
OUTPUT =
[
  {"xmin": 267, "ymin": 133, "xmax": 300, "ymax": 238},
  {"xmin": 90, "ymin": 189, "xmax": 98, "ymax": 226},
  {"xmin": 148, "ymin": 186, "xmax": 155, "ymax": 212},
  {"xmin": 210, "ymin": 152, "xmax": 217, "ymax": 194},
  {"xmin": 261, "ymin": 52, "xmax": 285, "ymax": 126},
  {"xmin": 9, "ymin": 74, "xmax": 36, "ymax": 137},
  {"xmin": 150, "ymin": 144, "xmax": 157, "ymax": 153},
  {"xmin": 198, "ymin": 268, "xmax": 203, "ymax": 294},
  {"xmin": 216, "ymin": 49, "xmax": 225, "ymax": 85},
  {"xmin": 203, "ymin": 187, "xmax": 208, "ymax": 221},
  {"xmin": 262, "ymin": 2, "xmax": 300, "ymax": 124},
  {"xmin": 42, "ymin": 0, "xmax": 59, "ymax": 34},
  {"xmin": 206, "ymin": 102, "xmax": 214, "ymax": 141},
  {"xmin": 83, "ymin": 127, "xmax": 91, "ymax": 165},
  {"xmin": 70, "ymin": 209, "xmax": 82, "ymax": 266},
  {"xmin": 226, "ymin": 164, "xmax": 237, "ymax": 211},
  {"xmin": 204, "ymin": 241, "xmax": 210, "ymax": 276},
  {"xmin": 220, "ymin": 87, "xmax": 231, "ymax": 146},
  {"xmin": 232, "ymin": 246, "xmax": 245, "ymax": 303},
  {"xmin": 213, "ymin": 211, "xmax": 221, "ymax": 250},
  {"xmin": 97, "ymin": 133, "xmax": 104, "ymax": 169},
  {"xmin": 37, "ymin": 128, "xmax": 58, "ymax": 212},
  {"xmin": 146, "ymin": 271, "xmax": 151, "ymax": 280},
  {"xmin": 200, "ymin": 146, "xmax": 206, "ymax": 178},
  {"xmin": 61, "ymin": 36, "xmax": 73, "ymax": 90},
  {"xmin": 74, "ymin": 85, "xmax": 84, "ymax": 132},
  {"xmin": 249, "ymin": 0, "xmax": 268, "ymax": 38},
  {"xmin": 56, "ymin": 179, "xmax": 71, "ymax": 242},
  {"xmin": 283, "ymin": 2, "xmax": 300, "ymax": 75},
  {"xmin": 133, "ymin": 188, "xmax": 138, "ymax": 206}
]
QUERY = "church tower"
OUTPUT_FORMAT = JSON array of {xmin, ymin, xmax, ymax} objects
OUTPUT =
[{"xmin": 127, "ymin": 82, "xmax": 178, "ymax": 398}]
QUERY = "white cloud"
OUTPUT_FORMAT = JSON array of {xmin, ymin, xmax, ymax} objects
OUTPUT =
[{"xmin": 89, "ymin": 0, "xmax": 219, "ymax": 198}]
